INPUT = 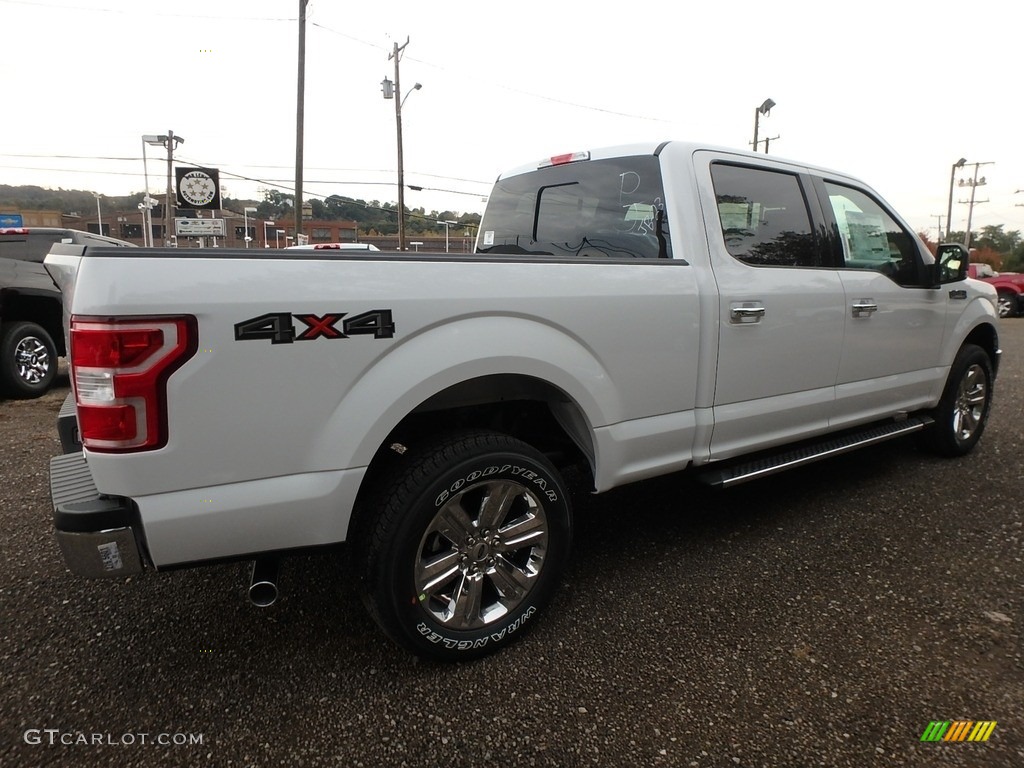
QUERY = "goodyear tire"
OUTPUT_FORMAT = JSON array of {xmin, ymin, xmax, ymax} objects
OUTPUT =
[
  {"xmin": 919, "ymin": 344, "xmax": 994, "ymax": 457},
  {"xmin": 355, "ymin": 431, "xmax": 572, "ymax": 661},
  {"xmin": 0, "ymin": 321, "xmax": 58, "ymax": 399}
]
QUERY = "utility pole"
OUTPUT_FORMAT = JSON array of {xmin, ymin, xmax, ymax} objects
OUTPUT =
[
  {"xmin": 959, "ymin": 161, "xmax": 993, "ymax": 249},
  {"xmin": 381, "ymin": 40, "xmax": 421, "ymax": 252},
  {"xmin": 932, "ymin": 214, "xmax": 944, "ymax": 244},
  {"xmin": 163, "ymin": 130, "xmax": 183, "ymax": 247},
  {"xmin": 294, "ymin": 0, "xmax": 309, "ymax": 241},
  {"xmin": 390, "ymin": 37, "xmax": 410, "ymax": 251}
]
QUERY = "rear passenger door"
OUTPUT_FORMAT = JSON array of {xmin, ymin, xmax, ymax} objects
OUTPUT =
[
  {"xmin": 697, "ymin": 156, "xmax": 845, "ymax": 459},
  {"xmin": 813, "ymin": 179, "xmax": 948, "ymax": 426}
]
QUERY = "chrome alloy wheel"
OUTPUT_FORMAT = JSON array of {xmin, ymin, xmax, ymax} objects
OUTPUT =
[
  {"xmin": 14, "ymin": 335, "xmax": 51, "ymax": 385},
  {"xmin": 414, "ymin": 479, "xmax": 549, "ymax": 630},
  {"xmin": 996, "ymin": 294, "xmax": 1014, "ymax": 319},
  {"xmin": 952, "ymin": 363, "xmax": 988, "ymax": 442}
]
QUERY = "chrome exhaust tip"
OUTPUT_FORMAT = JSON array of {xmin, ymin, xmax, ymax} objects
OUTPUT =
[{"xmin": 248, "ymin": 557, "xmax": 279, "ymax": 607}]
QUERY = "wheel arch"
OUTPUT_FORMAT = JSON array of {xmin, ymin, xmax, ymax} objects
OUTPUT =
[
  {"xmin": 385, "ymin": 373, "xmax": 594, "ymax": 467},
  {"xmin": 962, "ymin": 321, "xmax": 1001, "ymax": 377},
  {"xmin": 348, "ymin": 373, "xmax": 597, "ymax": 540}
]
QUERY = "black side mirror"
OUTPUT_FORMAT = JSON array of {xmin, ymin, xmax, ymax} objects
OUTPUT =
[{"xmin": 935, "ymin": 243, "xmax": 969, "ymax": 284}]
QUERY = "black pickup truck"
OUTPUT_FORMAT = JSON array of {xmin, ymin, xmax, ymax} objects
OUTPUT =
[{"xmin": 0, "ymin": 227, "xmax": 134, "ymax": 397}]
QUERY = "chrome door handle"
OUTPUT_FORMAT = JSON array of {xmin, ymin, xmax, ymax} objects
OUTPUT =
[
  {"xmin": 730, "ymin": 305, "xmax": 766, "ymax": 324},
  {"xmin": 852, "ymin": 301, "xmax": 878, "ymax": 318}
]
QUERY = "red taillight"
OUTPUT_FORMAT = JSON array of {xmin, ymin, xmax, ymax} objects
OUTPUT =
[
  {"xmin": 77, "ymin": 404, "xmax": 138, "ymax": 441},
  {"xmin": 73, "ymin": 327, "xmax": 164, "ymax": 368},
  {"xmin": 70, "ymin": 316, "xmax": 197, "ymax": 452}
]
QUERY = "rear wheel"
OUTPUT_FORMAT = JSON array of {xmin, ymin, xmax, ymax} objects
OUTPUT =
[
  {"xmin": 918, "ymin": 344, "xmax": 993, "ymax": 457},
  {"xmin": 353, "ymin": 431, "xmax": 572, "ymax": 661},
  {"xmin": 0, "ymin": 321, "xmax": 58, "ymax": 398}
]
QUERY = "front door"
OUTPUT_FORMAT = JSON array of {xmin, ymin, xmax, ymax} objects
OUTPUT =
[{"xmin": 817, "ymin": 179, "xmax": 948, "ymax": 426}]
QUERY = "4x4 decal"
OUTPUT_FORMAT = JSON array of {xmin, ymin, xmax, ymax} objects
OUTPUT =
[{"xmin": 234, "ymin": 310, "xmax": 395, "ymax": 344}]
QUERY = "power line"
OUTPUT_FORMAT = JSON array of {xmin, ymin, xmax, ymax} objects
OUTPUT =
[
  {"xmin": 0, "ymin": 0, "xmax": 294, "ymax": 21},
  {"xmin": 0, "ymin": 153, "xmax": 490, "ymax": 186},
  {"xmin": 310, "ymin": 21, "xmax": 672, "ymax": 125}
]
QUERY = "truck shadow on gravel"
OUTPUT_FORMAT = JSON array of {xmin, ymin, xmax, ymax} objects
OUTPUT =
[
  {"xmin": 51, "ymin": 434, "xmax": 971, "ymax": 679},
  {"xmin": 203, "ymin": 436, "xmax": 939, "ymax": 662}
]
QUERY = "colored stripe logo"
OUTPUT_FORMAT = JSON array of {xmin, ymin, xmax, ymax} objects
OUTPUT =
[{"xmin": 920, "ymin": 721, "xmax": 997, "ymax": 742}]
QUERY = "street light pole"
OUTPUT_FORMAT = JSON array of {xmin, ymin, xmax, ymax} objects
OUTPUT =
[
  {"xmin": 752, "ymin": 98, "xmax": 775, "ymax": 153},
  {"xmin": 92, "ymin": 193, "xmax": 102, "ymax": 236},
  {"xmin": 243, "ymin": 207, "xmax": 258, "ymax": 248},
  {"xmin": 264, "ymin": 220, "xmax": 274, "ymax": 248},
  {"xmin": 437, "ymin": 219, "xmax": 457, "ymax": 253},
  {"xmin": 276, "ymin": 229, "xmax": 284, "ymax": 249},
  {"xmin": 946, "ymin": 157, "xmax": 966, "ymax": 240}
]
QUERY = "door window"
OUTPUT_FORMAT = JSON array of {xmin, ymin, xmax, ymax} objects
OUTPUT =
[
  {"xmin": 824, "ymin": 182, "xmax": 923, "ymax": 286},
  {"xmin": 711, "ymin": 164, "xmax": 819, "ymax": 267}
]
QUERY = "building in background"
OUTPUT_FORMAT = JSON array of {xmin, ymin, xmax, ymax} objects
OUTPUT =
[{"xmin": 4, "ymin": 201, "xmax": 469, "ymax": 251}]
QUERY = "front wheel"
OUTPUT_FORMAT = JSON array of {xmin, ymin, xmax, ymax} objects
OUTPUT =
[
  {"xmin": 0, "ymin": 321, "xmax": 58, "ymax": 398},
  {"xmin": 996, "ymin": 291, "xmax": 1018, "ymax": 319},
  {"xmin": 354, "ymin": 431, "xmax": 572, "ymax": 661},
  {"xmin": 918, "ymin": 344, "xmax": 994, "ymax": 457}
]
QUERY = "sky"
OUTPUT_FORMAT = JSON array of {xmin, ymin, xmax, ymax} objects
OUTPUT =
[{"xmin": 1, "ymin": 0, "xmax": 1021, "ymax": 241}]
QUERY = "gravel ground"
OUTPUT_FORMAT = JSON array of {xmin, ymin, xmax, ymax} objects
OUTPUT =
[{"xmin": 1, "ymin": 324, "xmax": 1021, "ymax": 768}]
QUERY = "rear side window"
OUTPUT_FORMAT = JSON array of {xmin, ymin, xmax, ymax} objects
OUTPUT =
[
  {"xmin": 711, "ymin": 163, "xmax": 819, "ymax": 267},
  {"xmin": 477, "ymin": 155, "xmax": 670, "ymax": 259}
]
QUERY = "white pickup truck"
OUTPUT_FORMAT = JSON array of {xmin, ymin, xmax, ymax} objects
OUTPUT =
[{"xmin": 45, "ymin": 142, "xmax": 1000, "ymax": 660}]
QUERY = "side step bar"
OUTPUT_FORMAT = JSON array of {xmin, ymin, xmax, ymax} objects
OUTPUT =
[{"xmin": 698, "ymin": 416, "xmax": 934, "ymax": 488}]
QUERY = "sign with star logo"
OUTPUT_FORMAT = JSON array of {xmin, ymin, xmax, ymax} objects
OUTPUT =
[{"xmin": 175, "ymin": 166, "xmax": 221, "ymax": 210}]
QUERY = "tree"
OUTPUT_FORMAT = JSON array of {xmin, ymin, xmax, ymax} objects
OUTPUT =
[
  {"xmin": 975, "ymin": 224, "xmax": 1021, "ymax": 255},
  {"xmin": 1005, "ymin": 244, "xmax": 1024, "ymax": 272},
  {"xmin": 970, "ymin": 246, "xmax": 1002, "ymax": 270},
  {"xmin": 918, "ymin": 232, "xmax": 937, "ymax": 255},
  {"xmin": 257, "ymin": 189, "xmax": 293, "ymax": 219}
]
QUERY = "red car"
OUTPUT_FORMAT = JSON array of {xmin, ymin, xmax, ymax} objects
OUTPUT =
[{"xmin": 968, "ymin": 263, "xmax": 1024, "ymax": 318}]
